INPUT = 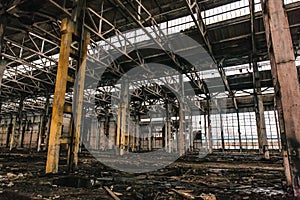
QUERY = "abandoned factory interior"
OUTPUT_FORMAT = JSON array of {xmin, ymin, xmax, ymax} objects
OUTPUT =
[{"xmin": 0, "ymin": 0, "xmax": 300, "ymax": 199}]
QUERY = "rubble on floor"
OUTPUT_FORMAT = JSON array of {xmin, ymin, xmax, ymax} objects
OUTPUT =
[{"xmin": 0, "ymin": 150, "xmax": 294, "ymax": 199}]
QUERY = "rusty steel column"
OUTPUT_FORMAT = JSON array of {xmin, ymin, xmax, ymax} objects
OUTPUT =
[
  {"xmin": 261, "ymin": 0, "xmax": 300, "ymax": 195},
  {"xmin": 46, "ymin": 18, "xmax": 74, "ymax": 173}
]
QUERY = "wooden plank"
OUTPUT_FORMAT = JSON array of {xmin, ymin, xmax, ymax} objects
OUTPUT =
[
  {"xmin": 103, "ymin": 186, "xmax": 121, "ymax": 200},
  {"xmin": 171, "ymin": 189, "xmax": 195, "ymax": 200}
]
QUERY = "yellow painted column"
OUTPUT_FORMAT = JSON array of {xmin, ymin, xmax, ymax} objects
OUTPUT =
[{"xmin": 46, "ymin": 18, "xmax": 74, "ymax": 173}]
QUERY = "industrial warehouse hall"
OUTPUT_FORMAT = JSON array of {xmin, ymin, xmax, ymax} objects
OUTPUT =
[{"xmin": 0, "ymin": 0, "xmax": 300, "ymax": 199}]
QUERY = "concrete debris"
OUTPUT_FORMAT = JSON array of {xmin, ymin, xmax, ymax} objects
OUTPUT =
[
  {"xmin": 0, "ymin": 151, "xmax": 291, "ymax": 199},
  {"xmin": 199, "ymin": 193, "xmax": 217, "ymax": 200},
  {"xmin": 7, "ymin": 182, "xmax": 14, "ymax": 187},
  {"xmin": 6, "ymin": 173, "xmax": 17, "ymax": 180}
]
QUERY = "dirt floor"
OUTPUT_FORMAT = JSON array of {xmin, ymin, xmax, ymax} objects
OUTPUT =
[{"xmin": 0, "ymin": 149, "xmax": 295, "ymax": 200}]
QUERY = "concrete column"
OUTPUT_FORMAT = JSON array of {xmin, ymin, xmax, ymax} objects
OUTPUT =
[
  {"xmin": 166, "ymin": 103, "xmax": 172, "ymax": 153},
  {"xmin": 236, "ymin": 108, "xmax": 243, "ymax": 152},
  {"xmin": 127, "ymin": 117, "xmax": 131, "ymax": 151},
  {"xmin": 206, "ymin": 100, "xmax": 212, "ymax": 153},
  {"xmin": 29, "ymin": 116, "xmax": 35, "ymax": 150},
  {"xmin": 90, "ymin": 118, "xmax": 98, "ymax": 150},
  {"xmin": 179, "ymin": 74, "xmax": 185, "ymax": 156},
  {"xmin": 37, "ymin": 115, "xmax": 44, "ymax": 151},
  {"xmin": 203, "ymin": 114, "xmax": 207, "ymax": 148},
  {"xmin": 71, "ymin": 31, "xmax": 90, "ymax": 170},
  {"xmin": 100, "ymin": 117, "xmax": 106, "ymax": 150},
  {"xmin": 9, "ymin": 116, "xmax": 16, "ymax": 151},
  {"xmin": 132, "ymin": 118, "xmax": 136, "ymax": 152},
  {"xmin": 17, "ymin": 97, "xmax": 24, "ymax": 148},
  {"xmin": 6, "ymin": 115, "xmax": 12, "ymax": 148},
  {"xmin": 2, "ymin": 119, "xmax": 7, "ymax": 147},
  {"xmin": 261, "ymin": 0, "xmax": 300, "ymax": 195},
  {"xmin": 178, "ymin": 104, "xmax": 185, "ymax": 156},
  {"xmin": 253, "ymin": 62, "xmax": 269, "ymax": 159},
  {"xmin": 44, "ymin": 113, "xmax": 51, "ymax": 151},
  {"xmin": 274, "ymin": 95, "xmax": 291, "ymax": 185},
  {"xmin": 20, "ymin": 114, "xmax": 27, "ymax": 148},
  {"xmin": 164, "ymin": 121, "xmax": 168, "ymax": 151},
  {"xmin": 120, "ymin": 80, "xmax": 129, "ymax": 155},
  {"xmin": 67, "ymin": 115, "xmax": 74, "ymax": 169},
  {"xmin": 148, "ymin": 125, "xmax": 152, "ymax": 151},
  {"xmin": 188, "ymin": 114, "xmax": 193, "ymax": 152},
  {"xmin": 273, "ymin": 102, "xmax": 281, "ymax": 151},
  {"xmin": 152, "ymin": 131, "xmax": 156, "ymax": 149},
  {"xmin": 219, "ymin": 112, "xmax": 225, "ymax": 151},
  {"xmin": 108, "ymin": 120, "xmax": 116, "ymax": 149},
  {"xmin": 135, "ymin": 117, "xmax": 140, "ymax": 151},
  {"xmin": 95, "ymin": 118, "xmax": 100, "ymax": 150},
  {"xmin": 46, "ymin": 18, "xmax": 74, "ymax": 173},
  {"xmin": 116, "ymin": 104, "xmax": 121, "ymax": 150},
  {"xmin": 37, "ymin": 92, "xmax": 50, "ymax": 152},
  {"xmin": 257, "ymin": 89, "xmax": 269, "ymax": 159}
]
